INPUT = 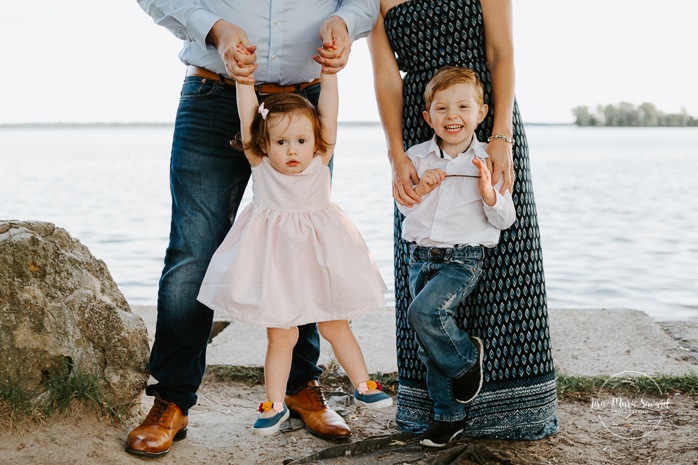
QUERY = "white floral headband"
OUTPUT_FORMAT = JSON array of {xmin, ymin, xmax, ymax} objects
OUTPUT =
[{"xmin": 258, "ymin": 102, "xmax": 269, "ymax": 120}]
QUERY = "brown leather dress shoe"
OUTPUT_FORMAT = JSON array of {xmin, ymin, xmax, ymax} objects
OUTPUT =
[
  {"xmin": 125, "ymin": 395, "xmax": 189, "ymax": 457},
  {"xmin": 285, "ymin": 380, "xmax": 351, "ymax": 439}
]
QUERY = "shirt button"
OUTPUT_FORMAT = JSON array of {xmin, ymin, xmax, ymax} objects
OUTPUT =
[
  {"xmin": 274, "ymin": 19, "xmax": 279, "ymax": 25},
  {"xmin": 272, "ymin": 54, "xmax": 277, "ymax": 60}
]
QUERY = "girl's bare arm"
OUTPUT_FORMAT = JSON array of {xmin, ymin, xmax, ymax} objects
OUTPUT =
[
  {"xmin": 235, "ymin": 81, "xmax": 263, "ymax": 166},
  {"xmin": 318, "ymin": 72, "xmax": 339, "ymax": 162}
]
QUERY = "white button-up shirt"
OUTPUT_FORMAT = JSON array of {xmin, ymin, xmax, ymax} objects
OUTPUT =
[
  {"xmin": 398, "ymin": 135, "xmax": 516, "ymax": 248},
  {"xmin": 137, "ymin": 0, "xmax": 379, "ymax": 85}
]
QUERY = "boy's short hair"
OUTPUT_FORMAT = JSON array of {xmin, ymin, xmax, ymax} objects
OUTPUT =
[{"xmin": 423, "ymin": 66, "xmax": 485, "ymax": 110}]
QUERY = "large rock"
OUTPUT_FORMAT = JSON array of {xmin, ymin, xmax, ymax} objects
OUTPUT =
[{"xmin": 0, "ymin": 220, "xmax": 149, "ymax": 406}]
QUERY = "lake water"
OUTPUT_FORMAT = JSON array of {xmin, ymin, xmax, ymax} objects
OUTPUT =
[{"xmin": 1, "ymin": 124, "xmax": 697, "ymax": 321}]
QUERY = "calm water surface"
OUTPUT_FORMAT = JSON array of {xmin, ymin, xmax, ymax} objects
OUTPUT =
[{"xmin": 1, "ymin": 125, "xmax": 697, "ymax": 320}]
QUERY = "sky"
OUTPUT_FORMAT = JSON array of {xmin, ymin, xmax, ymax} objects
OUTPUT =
[{"xmin": 1, "ymin": 1, "xmax": 697, "ymax": 124}]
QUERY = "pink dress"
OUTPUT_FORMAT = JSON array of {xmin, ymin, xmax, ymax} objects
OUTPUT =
[{"xmin": 197, "ymin": 156, "xmax": 387, "ymax": 328}]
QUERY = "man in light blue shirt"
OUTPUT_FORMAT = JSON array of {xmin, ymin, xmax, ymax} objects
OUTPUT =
[{"xmin": 128, "ymin": 1, "xmax": 378, "ymax": 457}]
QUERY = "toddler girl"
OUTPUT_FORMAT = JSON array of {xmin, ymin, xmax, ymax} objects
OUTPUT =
[{"xmin": 197, "ymin": 65, "xmax": 392, "ymax": 436}]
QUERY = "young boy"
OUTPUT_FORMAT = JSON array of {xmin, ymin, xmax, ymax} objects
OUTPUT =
[{"xmin": 397, "ymin": 66, "xmax": 516, "ymax": 448}]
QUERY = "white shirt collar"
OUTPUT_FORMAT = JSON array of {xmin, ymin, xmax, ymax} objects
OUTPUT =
[{"xmin": 419, "ymin": 134, "xmax": 489, "ymax": 161}]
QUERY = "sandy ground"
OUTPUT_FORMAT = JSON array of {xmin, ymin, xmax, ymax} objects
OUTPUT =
[
  {"xmin": 3, "ymin": 307, "xmax": 697, "ymax": 464},
  {"xmin": 2, "ymin": 376, "xmax": 697, "ymax": 465}
]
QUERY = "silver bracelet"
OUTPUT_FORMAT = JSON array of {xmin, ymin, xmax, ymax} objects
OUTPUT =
[{"xmin": 487, "ymin": 134, "xmax": 515, "ymax": 145}]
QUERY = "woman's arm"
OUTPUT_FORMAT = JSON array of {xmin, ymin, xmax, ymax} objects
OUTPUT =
[
  {"xmin": 367, "ymin": 11, "xmax": 421, "ymax": 206},
  {"xmin": 482, "ymin": 0, "xmax": 515, "ymax": 194},
  {"xmin": 318, "ymin": 72, "xmax": 339, "ymax": 163}
]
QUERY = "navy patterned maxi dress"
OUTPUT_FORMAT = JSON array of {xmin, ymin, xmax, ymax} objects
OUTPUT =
[{"xmin": 384, "ymin": 0, "xmax": 559, "ymax": 438}]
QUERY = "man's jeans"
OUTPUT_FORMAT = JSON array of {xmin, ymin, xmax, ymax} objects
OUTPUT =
[
  {"xmin": 146, "ymin": 76, "xmax": 324, "ymax": 413},
  {"xmin": 407, "ymin": 244, "xmax": 484, "ymax": 421}
]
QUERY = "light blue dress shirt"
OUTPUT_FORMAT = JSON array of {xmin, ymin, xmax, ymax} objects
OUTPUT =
[{"xmin": 137, "ymin": 0, "xmax": 378, "ymax": 85}]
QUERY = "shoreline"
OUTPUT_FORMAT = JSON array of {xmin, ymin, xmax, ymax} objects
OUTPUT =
[
  {"xmin": 130, "ymin": 306, "xmax": 698, "ymax": 377},
  {"xmin": 0, "ymin": 121, "xmax": 577, "ymax": 129}
]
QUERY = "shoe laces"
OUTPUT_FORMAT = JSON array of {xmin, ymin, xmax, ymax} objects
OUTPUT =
[
  {"xmin": 148, "ymin": 395, "xmax": 173, "ymax": 422},
  {"xmin": 306, "ymin": 385, "xmax": 327, "ymax": 407}
]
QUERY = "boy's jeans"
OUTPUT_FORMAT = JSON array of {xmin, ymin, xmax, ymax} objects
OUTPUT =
[{"xmin": 407, "ymin": 243, "xmax": 484, "ymax": 421}]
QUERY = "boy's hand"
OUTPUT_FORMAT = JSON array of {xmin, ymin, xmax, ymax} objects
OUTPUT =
[
  {"xmin": 473, "ymin": 157, "xmax": 496, "ymax": 206},
  {"xmin": 414, "ymin": 169, "xmax": 445, "ymax": 196}
]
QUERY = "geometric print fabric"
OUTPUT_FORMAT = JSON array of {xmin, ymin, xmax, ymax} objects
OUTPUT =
[{"xmin": 384, "ymin": 0, "xmax": 558, "ymax": 437}]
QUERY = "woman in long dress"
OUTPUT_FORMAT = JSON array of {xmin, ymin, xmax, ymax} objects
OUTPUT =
[{"xmin": 368, "ymin": 0, "xmax": 559, "ymax": 439}]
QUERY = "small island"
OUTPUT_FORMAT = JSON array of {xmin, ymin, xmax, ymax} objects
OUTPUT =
[{"xmin": 572, "ymin": 102, "xmax": 698, "ymax": 127}]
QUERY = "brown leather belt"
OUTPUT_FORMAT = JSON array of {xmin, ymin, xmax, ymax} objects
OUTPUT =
[
  {"xmin": 186, "ymin": 65, "xmax": 236, "ymax": 86},
  {"xmin": 186, "ymin": 65, "xmax": 320, "ymax": 94}
]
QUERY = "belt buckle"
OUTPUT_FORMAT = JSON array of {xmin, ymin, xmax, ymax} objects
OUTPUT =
[
  {"xmin": 255, "ymin": 84, "xmax": 271, "ymax": 96},
  {"xmin": 429, "ymin": 248, "xmax": 443, "ymax": 257}
]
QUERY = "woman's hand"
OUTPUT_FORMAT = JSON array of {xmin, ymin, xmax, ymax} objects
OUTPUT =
[
  {"xmin": 391, "ymin": 150, "xmax": 421, "ymax": 206},
  {"xmin": 485, "ymin": 138, "xmax": 514, "ymax": 194}
]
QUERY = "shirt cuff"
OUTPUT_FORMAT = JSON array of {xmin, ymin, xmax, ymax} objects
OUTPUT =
[
  {"xmin": 333, "ymin": 2, "xmax": 379, "ymax": 40},
  {"xmin": 482, "ymin": 190, "xmax": 505, "ymax": 212},
  {"xmin": 483, "ymin": 190, "xmax": 516, "ymax": 229},
  {"xmin": 186, "ymin": 9, "xmax": 223, "ymax": 51}
]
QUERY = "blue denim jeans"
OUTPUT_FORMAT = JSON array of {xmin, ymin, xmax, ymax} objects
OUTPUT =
[
  {"xmin": 407, "ymin": 244, "xmax": 484, "ymax": 421},
  {"xmin": 146, "ymin": 76, "xmax": 325, "ymax": 413}
]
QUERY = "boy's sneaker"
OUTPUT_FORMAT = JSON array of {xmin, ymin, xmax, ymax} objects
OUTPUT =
[
  {"xmin": 420, "ymin": 419, "xmax": 467, "ymax": 448},
  {"xmin": 252, "ymin": 404, "xmax": 290, "ymax": 436},
  {"xmin": 354, "ymin": 389, "xmax": 393, "ymax": 409},
  {"xmin": 452, "ymin": 336, "xmax": 484, "ymax": 404}
]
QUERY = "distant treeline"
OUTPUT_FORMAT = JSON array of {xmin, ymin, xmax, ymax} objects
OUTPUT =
[{"xmin": 572, "ymin": 102, "xmax": 698, "ymax": 127}]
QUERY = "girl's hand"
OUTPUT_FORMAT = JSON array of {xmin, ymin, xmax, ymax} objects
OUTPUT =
[
  {"xmin": 415, "ymin": 169, "xmax": 445, "ymax": 196},
  {"xmin": 232, "ymin": 44, "xmax": 256, "ymax": 83},
  {"xmin": 485, "ymin": 138, "xmax": 514, "ymax": 194},
  {"xmin": 316, "ymin": 40, "xmax": 339, "ymax": 75},
  {"xmin": 391, "ymin": 150, "xmax": 421, "ymax": 206},
  {"xmin": 473, "ymin": 157, "xmax": 497, "ymax": 206}
]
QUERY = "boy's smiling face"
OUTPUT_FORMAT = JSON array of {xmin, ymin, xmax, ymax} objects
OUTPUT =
[{"xmin": 423, "ymin": 82, "xmax": 488, "ymax": 156}]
